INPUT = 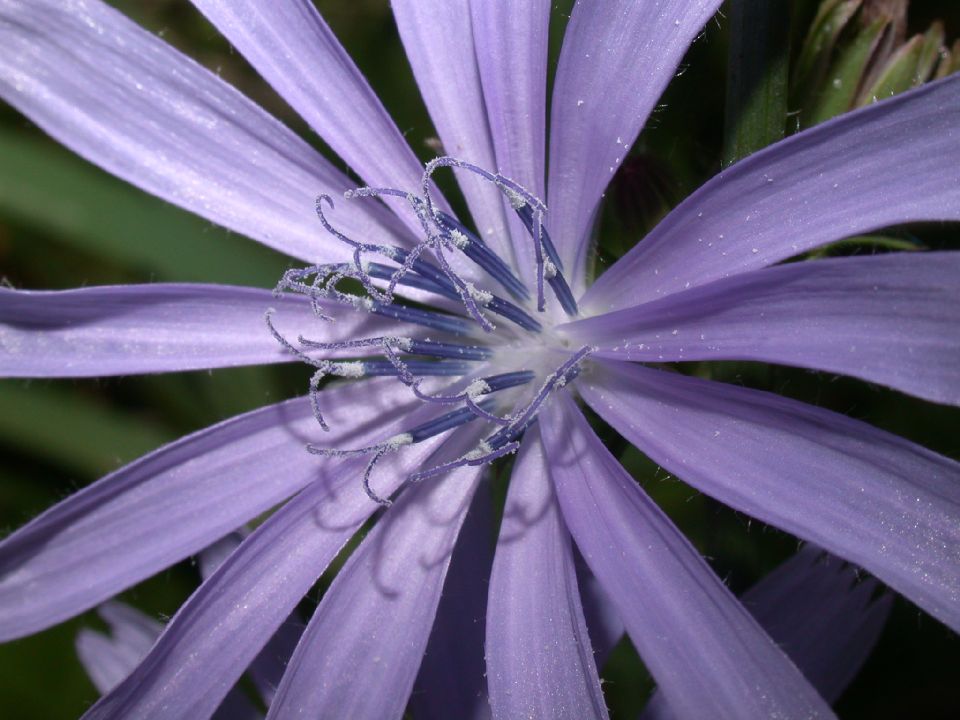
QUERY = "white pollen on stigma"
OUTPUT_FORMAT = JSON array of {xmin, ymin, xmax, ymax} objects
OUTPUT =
[
  {"xmin": 465, "ymin": 282, "xmax": 493, "ymax": 305},
  {"xmin": 350, "ymin": 296, "xmax": 376, "ymax": 312},
  {"xmin": 385, "ymin": 337, "xmax": 414, "ymax": 351},
  {"xmin": 383, "ymin": 433, "xmax": 414, "ymax": 450},
  {"xmin": 502, "ymin": 186, "xmax": 527, "ymax": 210},
  {"xmin": 449, "ymin": 229, "xmax": 470, "ymax": 250},
  {"xmin": 465, "ymin": 379, "xmax": 491, "ymax": 400},
  {"xmin": 331, "ymin": 361, "xmax": 366, "ymax": 378},
  {"xmin": 463, "ymin": 440, "xmax": 493, "ymax": 461}
]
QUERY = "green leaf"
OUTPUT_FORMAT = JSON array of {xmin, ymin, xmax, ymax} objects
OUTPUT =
[
  {"xmin": 0, "ymin": 130, "xmax": 290, "ymax": 287},
  {"xmin": 860, "ymin": 23, "xmax": 946, "ymax": 104},
  {"xmin": 915, "ymin": 22, "xmax": 947, "ymax": 82},
  {"xmin": 793, "ymin": 0, "xmax": 863, "ymax": 108},
  {"xmin": 722, "ymin": 0, "xmax": 790, "ymax": 164},
  {"xmin": 807, "ymin": 233, "xmax": 923, "ymax": 258},
  {"xmin": 935, "ymin": 38, "xmax": 960, "ymax": 79},
  {"xmin": 0, "ymin": 381, "xmax": 173, "ymax": 478},
  {"xmin": 805, "ymin": 16, "xmax": 889, "ymax": 126}
]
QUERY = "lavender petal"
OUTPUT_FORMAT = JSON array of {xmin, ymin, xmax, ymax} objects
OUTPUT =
[
  {"xmin": 267, "ymin": 428, "xmax": 485, "ymax": 720},
  {"xmin": 566, "ymin": 252, "xmax": 960, "ymax": 405},
  {"xmin": 547, "ymin": 0, "xmax": 723, "ymax": 291},
  {"xmin": 77, "ymin": 602, "xmax": 262, "ymax": 720},
  {"xmin": 188, "ymin": 0, "xmax": 443, "ymax": 239},
  {"xmin": 581, "ymin": 360, "xmax": 960, "ymax": 632},
  {"xmin": 392, "ymin": 0, "xmax": 513, "ymax": 262},
  {"xmin": 585, "ymin": 74, "xmax": 960, "ymax": 312},
  {"xmin": 739, "ymin": 548, "xmax": 892, "ymax": 704},
  {"xmin": 198, "ymin": 531, "xmax": 305, "ymax": 708},
  {"xmin": 0, "ymin": 283, "xmax": 420, "ymax": 377},
  {"xmin": 575, "ymin": 550, "xmax": 624, "ymax": 670},
  {"xmin": 0, "ymin": 0, "xmax": 402, "ymax": 263},
  {"xmin": 642, "ymin": 547, "xmax": 893, "ymax": 719},
  {"xmin": 470, "ymin": 0, "xmax": 550, "ymax": 283},
  {"xmin": 0, "ymin": 378, "xmax": 416, "ymax": 641},
  {"xmin": 411, "ymin": 488, "xmax": 493, "ymax": 720},
  {"xmin": 486, "ymin": 428, "xmax": 608, "ymax": 720},
  {"xmin": 82, "ymin": 394, "xmax": 457, "ymax": 720},
  {"xmin": 541, "ymin": 392, "xmax": 836, "ymax": 720},
  {"xmin": 76, "ymin": 602, "xmax": 163, "ymax": 695}
]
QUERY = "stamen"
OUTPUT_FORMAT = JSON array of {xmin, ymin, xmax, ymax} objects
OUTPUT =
[
  {"xmin": 346, "ymin": 185, "xmax": 497, "ymax": 331},
  {"xmin": 307, "ymin": 398, "xmax": 496, "ymax": 506},
  {"xmin": 491, "ymin": 345, "xmax": 594, "ymax": 443},
  {"xmin": 411, "ymin": 370, "xmax": 534, "ymax": 425},
  {"xmin": 365, "ymin": 262, "xmax": 455, "ymax": 300},
  {"xmin": 367, "ymin": 302, "xmax": 473, "ymax": 335},
  {"xmin": 381, "ymin": 242, "xmax": 453, "ymax": 301},
  {"xmin": 314, "ymin": 195, "xmax": 390, "ymax": 303},
  {"xmin": 363, "ymin": 263, "xmax": 541, "ymax": 332},
  {"xmin": 362, "ymin": 359, "xmax": 476, "ymax": 377},
  {"xmin": 270, "ymin": 158, "xmax": 598, "ymax": 506},
  {"xmin": 293, "ymin": 335, "xmax": 491, "ymax": 363},
  {"xmin": 404, "ymin": 347, "xmax": 593, "ymax": 484},
  {"xmin": 419, "ymin": 156, "xmax": 579, "ymax": 317},
  {"xmin": 306, "ymin": 357, "xmax": 477, "ymax": 432},
  {"xmin": 347, "ymin": 178, "xmax": 548, "ymax": 331},
  {"xmin": 307, "ymin": 432, "xmax": 414, "ymax": 506},
  {"xmin": 429, "ymin": 241, "xmax": 496, "ymax": 331},
  {"xmin": 434, "ymin": 211, "xmax": 529, "ymax": 300},
  {"xmin": 483, "ymin": 296, "xmax": 542, "ymax": 332},
  {"xmin": 405, "ymin": 339, "xmax": 492, "ymax": 361},
  {"xmin": 406, "ymin": 399, "xmax": 496, "ymax": 443},
  {"xmin": 514, "ymin": 203, "xmax": 579, "ymax": 316},
  {"xmin": 277, "ymin": 258, "xmax": 481, "ymax": 336},
  {"xmin": 295, "ymin": 336, "xmax": 413, "ymax": 353},
  {"xmin": 514, "ymin": 203, "xmax": 564, "ymax": 272}
]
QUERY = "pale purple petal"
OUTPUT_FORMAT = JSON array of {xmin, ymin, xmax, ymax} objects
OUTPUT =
[
  {"xmin": 77, "ymin": 602, "xmax": 262, "ymax": 720},
  {"xmin": 739, "ymin": 548, "xmax": 892, "ymax": 704},
  {"xmin": 210, "ymin": 689, "xmax": 264, "ymax": 720},
  {"xmin": 0, "ymin": 284, "xmax": 421, "ymax": 378},
  {"xmin": 245, "ymin": 617, "xmax": 304, "ymax": 709},
  {"xmin": 392, "ymin": 0, "xmax": 514, "ymax": 261},
  {"xmin": 197, "ymin": 531, "xmax": 247, "ymax": 581},
  {"xmin": 470, "ymin": 0, "xmax": 550, "ymax": 281},
  {"xmin": 96, "ymin": 602, "xmax": 163, "ymax": 659},
  {"xmin": 0, "ymin": 0, "xmax": 403, "ymax": 263},
  {"xmin": 541, "ymin": 392, "xmax": 836, "ymax": 720},
  {"xmin": 547, "ymin": 0, "xmax": 723, "ymax": 289},
  {"xmin": 411, "ymin": 489, "xmax": 493, "ymax": 720},
  {"xmin": 267, "ymin": 429, "xmax": 484, "ymax": 720},
  {"xmin": 580, "ymin": 361, "xmax": 960, "ymax": 631},
  {"xmin": 0, "ymin": 378, "xmax": 414, "ymax": 641},
  {"xmin": 585, "ymin": 74, "xmax": 960, "ymax": 312},
  {"xmin": 76, "ymin": 631, "xmax": 139, "ymax": 696},
  {"xmin": 575, "ymin": 551, "xmax": 624, "ymax": 669},
  {"xmin": 83, "ymin": 394, "xmax": 466, "ymax": 720},
  {"xmin": 486, "ymin": 428, "xmax": 608, "ymax": 720},
  {"xmin": 76, "ymin": 602, "xmax": 163, "ymax": 694},
  {"xmin": 199, "ymin": 530, "xmax": 305, "ymax": 707},
  {"xmin": 566, "ymin": 252, "xmax": 960, "ymax": 405},
  {"xmin": 643, "ymin": 548, "xmax": 892, "ymax": 719},
  {"xmin": 189, "ymin": 0, "xmax": 434, "ymax": 238}
]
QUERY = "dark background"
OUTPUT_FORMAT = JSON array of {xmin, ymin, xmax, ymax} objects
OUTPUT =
[{"xmin": 1, "ymin": 1, "xmax": 958, "ymax": 717}]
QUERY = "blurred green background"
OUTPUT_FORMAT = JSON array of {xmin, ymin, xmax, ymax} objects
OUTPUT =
[{"xmin": 1, "ymin": 1, "xmax": 958, "ymax": 717}]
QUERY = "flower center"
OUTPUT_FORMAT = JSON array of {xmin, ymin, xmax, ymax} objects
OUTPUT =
[{"xmin": 268, "ymin": 157, "xmax": 592, "ymax": 504}]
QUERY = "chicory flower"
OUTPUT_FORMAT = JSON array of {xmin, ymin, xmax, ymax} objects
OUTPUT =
[{"xmin": 1, "ymin": 1, "xmax": 958, "ymax": 718}]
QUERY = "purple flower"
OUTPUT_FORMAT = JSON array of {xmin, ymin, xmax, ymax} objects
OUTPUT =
[{"xmin": 1, "ymin": 1, "xmax": 958, "ymax": 718}]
